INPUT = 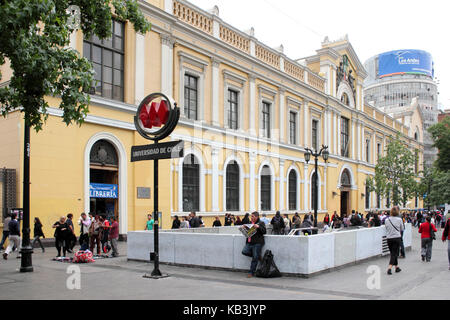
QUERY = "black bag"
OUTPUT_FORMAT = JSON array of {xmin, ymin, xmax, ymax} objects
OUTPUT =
[
  {"xmin": 430, "ymin": 223, "xmax": 436, "ymax": 241},
  {"xmin": 255, "ymin": 250, "xmax": 282, "ymax": 278}
]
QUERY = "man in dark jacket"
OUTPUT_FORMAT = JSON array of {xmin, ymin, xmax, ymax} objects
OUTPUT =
[
  {"xmin": 241, "ymin": 211, "xmax": 266, "ymax": 277},
  {"xmin": 189, "ymin": 212, "xmax": 201, "ymax": 228},
  {"xmin": 2, "ymin": 213, "xmax": 20, "ymax": 260}
]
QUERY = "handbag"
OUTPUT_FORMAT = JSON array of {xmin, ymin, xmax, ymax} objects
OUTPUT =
[{"xmin": 429, "ymin": 223, "xmax": 436, "ymax": 241}]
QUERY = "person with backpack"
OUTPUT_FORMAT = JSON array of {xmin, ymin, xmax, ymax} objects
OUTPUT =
[
  {"xmin": 385, "ymin": 206, "xmax": 404, "ymax": 275},
  {"xmin": 442, "ymin": 217, "xmax": 450, "ymax": 270},
  {"xmin": 419, "ymin": 216, "xmax": 437, "ymax": 262},
  {"xmin": 270, "ymin": 211, "xmax": 285, "ymax": 235},
  {"xmin": 241, "ymin": 211, "xmax": 266, "ymax": 278}
]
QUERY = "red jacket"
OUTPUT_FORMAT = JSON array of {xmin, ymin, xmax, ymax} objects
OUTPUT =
[
  {"xmin": 443, "ymin": 220, "xmax": 450, "ymax": 241},
  {"xmin": 419, "ymin": 222, "xmax": 437, "ymax": 239}
]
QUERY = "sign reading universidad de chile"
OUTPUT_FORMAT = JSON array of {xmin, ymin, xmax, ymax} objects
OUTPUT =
[
  {"xmin": 89, "ymin": 183, "xmax": 118, "ymax": 199},
  {"xmin": 378, "ymin": 49, "xmax": 434, "ymax": 78}
]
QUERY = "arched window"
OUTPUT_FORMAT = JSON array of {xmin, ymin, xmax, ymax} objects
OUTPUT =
[
  {"xmin": 226, "ymin": 161, "xmax": 240, "ymax": 211},
  {"xmin": 341, "ymin": 93, "xmax": 349, "ymax": 106},
  {"xmin": 288, "ymin": 170, "xmax": 297, "ymax": 210},
  {"xmin": 260, "ymin": 165, "xmax": 271, "ymax": 211},
  {"xmin": 340, "ymin": 169, "xmax": 351, "ymax": 188},
  {"xmin": 311, "ymin": 172, "xmax": 318, "ymax": 210},
  {"xmin": 182, "ymin": 154, "xmax": 200, "ymax": 212}
]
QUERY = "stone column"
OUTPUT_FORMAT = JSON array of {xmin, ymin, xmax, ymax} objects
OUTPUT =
[
  {"xmin": 303, "ymin": 99, "xmax": 309, "ymax": 147},
  {"xmin": 279, "ymin": 159, "xmax": 285, "ymax": 211},
  {"xmin": 279, "ymin": 88, "xmax": 285, "ymax": 143},
  {"xmin": 211, "ymin": 148, "xmax": 220, "ymax": 212},
  {"xmin": 249, "ymin": 74, "xmax": 256, "ymax": 136},
  {"xmin": 249, "ymin": 152, "xmax": 256, "ymax": 211},
  {"xmin": 160, "ymin": 33, "xmax": 174, "ymax": 97},
  {"xmin": 211, "ymin": 58, "xmax": 220, "ymax": 126}
]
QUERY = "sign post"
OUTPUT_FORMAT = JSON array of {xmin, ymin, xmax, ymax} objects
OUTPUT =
[{"xmin": 131, "ymin": 92, "xmax": 181, "ymax": 279}]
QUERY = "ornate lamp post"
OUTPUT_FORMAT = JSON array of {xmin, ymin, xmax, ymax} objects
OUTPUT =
[{"xmin": 304, "ymin": 145, "xmax": 329, "ymax": 229}]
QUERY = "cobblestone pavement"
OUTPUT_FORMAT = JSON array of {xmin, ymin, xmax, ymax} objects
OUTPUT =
[{"xmin": 0, "ymin": 227, "xmax": 449, "ymax": 300}]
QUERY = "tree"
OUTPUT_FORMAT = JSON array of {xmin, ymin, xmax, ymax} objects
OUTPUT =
[
  {"xmin": 0, "ymin": 0, "xmax": 151, "ymax": 131},
  {"xmin": 427, "ymin": 116, "xmax": 450, "ymax": 171},
  {"xmin": 367, "ymin": 133, "xmax": 418, "ymax": 207}
]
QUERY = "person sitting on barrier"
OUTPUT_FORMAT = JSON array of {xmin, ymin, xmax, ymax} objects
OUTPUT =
[{"xmin": 241, "ymin": 211, "xmax": 266, "ymax": 278}]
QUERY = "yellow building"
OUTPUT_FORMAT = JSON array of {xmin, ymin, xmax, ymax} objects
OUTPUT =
[{"xmin": 0, "ymin": 0, "xmax": 424, "ymax": 236}]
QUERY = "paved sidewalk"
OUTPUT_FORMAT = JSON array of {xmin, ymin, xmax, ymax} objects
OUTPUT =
[{"xmin": 0, "ymin": 228, "xmax": 449, "ymax": 300}]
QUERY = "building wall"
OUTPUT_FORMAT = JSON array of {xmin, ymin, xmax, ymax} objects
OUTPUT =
[{"xmin": 0, "ymin": 0, "xmax": 424, "ymax": 232}]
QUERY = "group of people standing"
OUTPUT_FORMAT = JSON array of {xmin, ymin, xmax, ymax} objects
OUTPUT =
[{"xmin": 1, "ymin": 212, "xmax": 120, "ymax": 260}]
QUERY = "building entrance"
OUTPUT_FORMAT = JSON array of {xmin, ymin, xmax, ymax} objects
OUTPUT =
[
  {"xmin": 340, "ymin": 191, "xmax": 349, "ymax": 217},
  {"xmin": 89, "ymin": 140, "xmax": 119, "ymax": 222}
]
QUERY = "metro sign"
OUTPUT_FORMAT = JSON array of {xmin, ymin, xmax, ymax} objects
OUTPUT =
[{"xmin": 139, "ymin": 100, "xmax": 170, "ymax": 129}]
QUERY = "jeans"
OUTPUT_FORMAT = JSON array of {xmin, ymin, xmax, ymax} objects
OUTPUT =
[
  {"xmin": 5, "ymin": 235, "xmax": 21, "ymax": 255},
  {"xmin": 421, "ymin": 238, "xmax": 433, "ymax": 261},
  {"xmin": 110, "ymin": 238, "xmax": 119, "ymax": 256},
  {"xmin": 32, "ymin": 236, "xmax": 45, "ymax": 251},
  {"xmin": 242, "ymin": 243, "xmax": 263, "ymax": 275},
  {"xmin": 387, "ymin": 237, "xmax": 401, "ymax": 266},
  {"xmin": 0, "ymin": 231, "xmax": 10, "ymax": 249}
]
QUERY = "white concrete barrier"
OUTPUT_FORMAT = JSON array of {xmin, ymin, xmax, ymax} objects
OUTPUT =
[{"xmin": 127, "ymin": 224, "xmax": 412, "ymax": 276}]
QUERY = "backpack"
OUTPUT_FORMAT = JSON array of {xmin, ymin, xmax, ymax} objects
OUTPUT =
[
  {"xmin": 273, "ymin": 216, "xmax": 285, "ymax": 230},
  {"xmin": 255, "ymin": 250, "xmax": 282, "ymax": 278}
]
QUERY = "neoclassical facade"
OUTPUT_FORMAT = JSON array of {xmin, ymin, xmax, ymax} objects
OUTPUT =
[{"xmin": 0, "ymin": 0, "xmax": 424, "ymax": 235}]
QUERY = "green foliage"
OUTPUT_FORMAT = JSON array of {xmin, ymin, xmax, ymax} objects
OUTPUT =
[
  {"xmin": 418, "ymin": 166, "xmax": 450, "ymax": 207},
  {"xmin": 367, "ymin": 133, "xmax": 418, "ymax": 207},
  {"xmin": 427, "ymin": 116, "xmax": 450, "ymax": 171},
  {"xmin": 0, "ymin": 0, "xmax": 151, "ymax": 131}
]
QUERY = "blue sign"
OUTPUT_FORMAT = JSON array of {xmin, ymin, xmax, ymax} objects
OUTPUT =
[
  {"xmin": 90, "ymin": 183, "xmax": 118, "ymax": 199},
  {"xmin": 378, "ymin": 50, "xmax": 433, "ymax": 78}
]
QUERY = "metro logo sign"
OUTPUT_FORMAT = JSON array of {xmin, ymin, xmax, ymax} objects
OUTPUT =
[{"xmin": 139, "ymin": 100, "xmax": 170, "ymax": 129}]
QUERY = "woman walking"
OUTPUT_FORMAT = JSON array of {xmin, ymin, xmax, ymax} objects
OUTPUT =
[
  {"xmin": 171, "ymin": 215, "xmax": 181, "ymax": 229},
  {"xmin": 419, "ymin": 216, "xmax": 437, "ymax": 262},
  {"xmin": 385, "ymin": 206, "xmax": 404, "ymax": 275},
  {"xmin": 32, "ymin": 217, "xmax": 45, "ymax": 252}
]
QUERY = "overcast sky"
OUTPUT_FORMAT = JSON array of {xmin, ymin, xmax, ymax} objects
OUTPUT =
[{"xmin": 190, "ymin": 0, "xmax": 449, "ymax": 110}]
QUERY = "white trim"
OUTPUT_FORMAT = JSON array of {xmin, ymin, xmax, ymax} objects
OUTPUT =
[
  {"xmin": 259, "ymin": 96, "xmax": 275, "ymax": 140},
  {"xmin": 288, "ymin": 107, "xmax": 300, "ymax": 146},
  {"xmin": 223, "ymin": 80, "xmax": 245, "ymax": 131},
  {"xmin": 223, "ymin": 154, "xmax": 245, "ymax": 212},
  {"xmin": 84, "ymin": 132, "xmax": 128, "ymax": 234}
]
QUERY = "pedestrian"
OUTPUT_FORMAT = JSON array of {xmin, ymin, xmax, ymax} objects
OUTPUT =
[
  {"xmin": 52, "ymin": 216, "xmax": 71, "ymax": 258},
  {"xmin": 145, "ymin": 213, "xmax": 154, "ymax": 231},
  {"xmin": 283, "ymin": 214, "xmax": 291, "ymax": 235},
  {"xmin": 224, "ymin": 213, "xmax": 233, "ymax": 226},
  {"xmin": 2, "ymin": 213, "xmax": 21, "ymax": 260},
  {"xmin": 66, "ymin": 213, "xmax": 76, "ymax": 253},
  {"xmin": 242, "ymin": 213, "xmax": 250, "ymax": 225},
  {"xmin": 171, "ymin": 215, "xmax": 181, "ymax": 229},
  {"xmin": 323, "ymin": 213, "xmax": 330, "ymax": 226},
  {"xmin": 31, "ymin": 217, "xmax": 45, "ymax": 252},
  {"xmin": 270, "ymin": 211, "xmax": 285, "ymax": 235},
  {"xmin": 350, "ymin": 210, "xmax": 361, "ymax": 226},
  {"xmin": 0, "ymin": 214, "xmax": 12, "ymax": 251},
  {"xmin": 180, "ymin": 216, "xmax": 190, "ymax": 228},
  {"xmin": 108, "ymin": 217, "xmax": 119, "ymax": 257},
  {"xmin": 260, "ymin": 213, "xmax": 270, "ymax": 225},
  {"xmin": 234, "ymin": 216, "xmax": 242, "ymax": 225},
  {"xmin": 89, "ymin": 214, "xmax": 102, "ymax": 255},
  {"xmin": 189, "ymin": 211, "xmax": 201, "ymax": 228},
  {"xmin": 419, "ymin": 216, "xmax": 437, "ymax": 262},
  {"xmin": 100, "ymin": 215, "xmax": 110, "ymax": 253},
  {"xmin": 212, "ymin": 216, "xmax": 222, "ymax": 227},
  {"xmin": 301, "ymin": 214, "xmax": 313, "ymax": 235},
  {"xmin": 241, "ymin": 211, "xmax": 266, "ymax": 278},
  {"xmin": 442, "ymin": 217, "xmax": 450, "ymax": 270},
  {"xmin": 385, "ymin": 206, "xmax": 404, "ymax": 275},
  {"xmin": 292, "ymin": 214, "xmax": 301, "ymax": 231},
  {"xmin": 78, "ymin": 212, "xmax": 91, "ymax": 247}
]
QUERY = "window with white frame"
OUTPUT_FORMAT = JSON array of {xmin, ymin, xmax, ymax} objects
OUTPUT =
[
  {"xmin": 262, "ymin": 102, "xmax": 271, "ymax": 138},
  {"xmin": 289, "ymin": 111, "xmax": 297, "ymax": 145},
  {"xmin": 227, "ymin": 89, "xmax": 239, "ymax": 130},
  {"xmin": 184, "ymin": 74, "xmax": 198, "ymax": 120}
]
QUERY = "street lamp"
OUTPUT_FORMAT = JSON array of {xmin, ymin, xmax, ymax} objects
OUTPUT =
[{"xmin": 304, "ymin": 145, "xmax": 329, "ymax": 230}]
